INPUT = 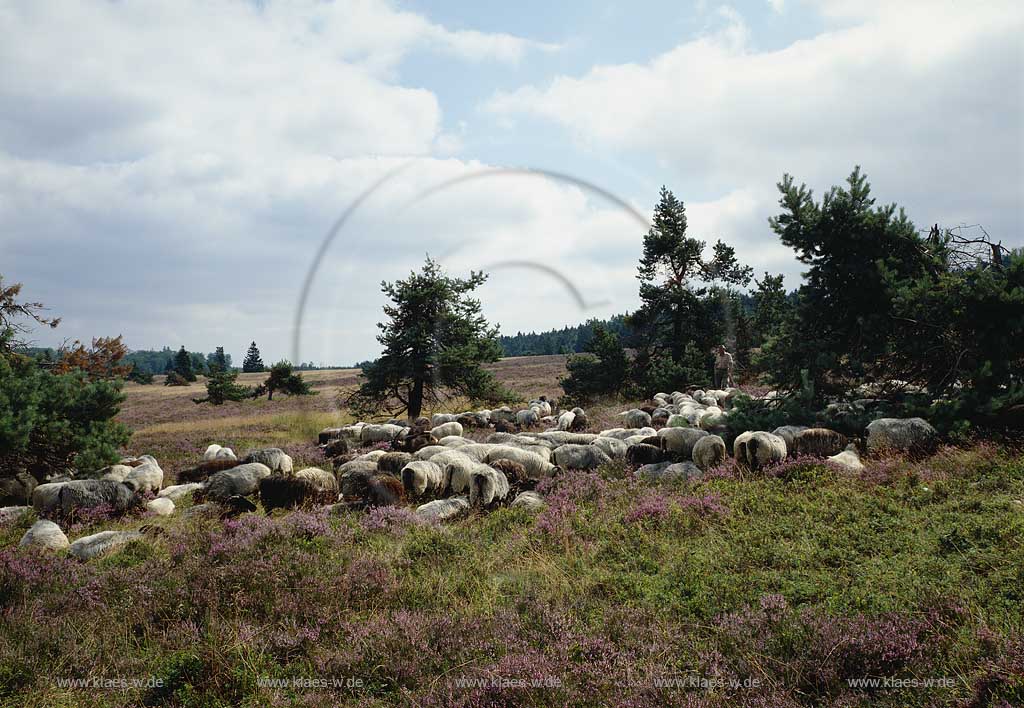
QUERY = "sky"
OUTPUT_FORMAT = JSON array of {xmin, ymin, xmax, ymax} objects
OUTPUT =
[{"xmin": 2, "ymin": 0, "xmax": 1021, "ymax": 366}]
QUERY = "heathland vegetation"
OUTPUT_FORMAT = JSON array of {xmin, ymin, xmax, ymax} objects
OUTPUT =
[{"xmin": 0, "ymin": 168, "xmax": 1021, "ymax": 707}]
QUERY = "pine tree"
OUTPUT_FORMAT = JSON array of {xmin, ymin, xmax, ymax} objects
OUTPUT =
[
  {"xmin": 751, "ymin": 272, "xmax": 790, "ymax": 347},
  {"xmin": 262, "ymin": 361, "xmax": 313, "ymax": 401},
  {"xmin": 347, "ymin": 257, "xmax": 512, "ymax": 419},
  {"xmin": 207, "ymin": 346, "xmax": 228, "ymax": 373},
  {"xmin": 194, "ymin": 367, "xmax": 253, "ymax": 405},
  {"xmin": 630, "ymin": 187, "xmax": 752, "ymax": 390},
  {"xmin": 242, "ymin": 342, "xmax": 264, "ymax": 373},
  {"xmin": 173, "ymin": 346, "xmax": 196, "ymax": 382}
]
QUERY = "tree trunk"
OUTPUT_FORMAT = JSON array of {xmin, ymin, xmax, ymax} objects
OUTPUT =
[
  {"xmin": 670, "ymin": 302, "xmax": 683, "ymax": 364},
  {"xmin": 408, "ymin": 375, "xmax": 424, "ymax": 420}
]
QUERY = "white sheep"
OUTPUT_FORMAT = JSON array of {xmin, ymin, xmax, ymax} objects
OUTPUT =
[
  {"xmin": 242, "ymin": 448, "xmax": 293, "ymax": 474},
  {"xmin": 99, "ymin": 465, "xmax": 133, "ymax": 483},
  {"xmin": 158, "ymin": 483, "xmax": 205, "ymax": 502},
  {"xmin": 439, "ymin": 435, "xmax": 472, "ymax": 448},
  {"xmin": 529, "ymin": 399, "xmax": 553, "ymax": 417},
  {"xmin": 772, "ymin": 425, "xmax": 809, "ymax": 452},
  {"xmin": 203, "ymin": 444, "xmax": 223, "ymax": 461},
  {"xmin": 357, "ymin": 449, "xmax": 389, "ymax": 463},
  {"xmin": 450, "ymin": 462, "xmax": 495, "ymax": 495},
  {"xmin": 431, "ymin": 421, "xmax": 464, "ymax": 439},
  {"xmin": 124, "ymin": 461, "xmax": 164, "ymax": 494},
  {"xmin": 413, "ymin": 445, "xmax": 448, "ymax": 460},
  {"xmin": 692, "ymin": 435, "xmax": 727, "ymax": 471},
  {"xmin": 431, "ymin": 413, "xmax": 458, "ymax": 426},
  {"xmin": 621, "ymin": 409, "xmax": 652, "ymax": 429},
  {"xmin": 510, "ymin": 491, "xmax": 546, "ymax": 512},
  {"xmin": 295, "ymin": 467, "xmax": 339, "ymax": 496},
  {"xmin": 19, "ymin": 519, "xmax": 69, "ymax": 551},
  {"xmin": 658, "ymin": 427, "xmax": 709, "ymax": 459},
  {"xmin": 699, "ymin": 407, "xmax": 726, "ymax": 430},
  {"xmin": 536, "ymin": 431, "xmax": 598, "ymax": 445},
  {"xmin": 469, "ymin": 466, "xmax": 510, "ymax": 507},
  {"xmin": 401, "ymin": 460, "xmax": 447, "ymax": 498},
  {"xmin": 31, "ymin": 482, "xmax": 68, "ymax": 515},
  {"xmin": 638, "ymin": 461, "xmax": 701, "ymax": 482},
  {"xmin": 556, "ymin": 410, "xmax": 575, "ymax": 431},
  {"xmin": 215, "ymin": 447, "xmax": 237, "ymax": 461},
  {"xmin": 733, "ymin": 432, "xmax": 787, "ymax": 471},
  {"xmin": 516, "ymin": 409, "xmax": 540, "ymax": 426},
  {"xmin": 415, "ymin": 495, "xmax": 469, "ymax": 522},
  {"xmin": 429, "ymin": 451, "xmax": 478, "ymax": 493},
  {"xmin": 828, "ymin": 446, "xmax": 865, "ymax": 474},
  {"xmin": 590, "ymin": 437, "xmax": 627, "ymax": 460},
  {"xmin": 484, "ymin": 446, "xmax": 558, "ymax": 480}
]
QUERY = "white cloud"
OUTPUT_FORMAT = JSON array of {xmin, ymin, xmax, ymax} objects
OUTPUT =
[{"xmin": 485, "ymin": 1, "xmax": 1024, "ymax": 269}]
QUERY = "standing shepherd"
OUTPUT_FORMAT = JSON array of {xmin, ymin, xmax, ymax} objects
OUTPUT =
[{"xmin": 714, "ymin": 344, "xmax": 735, "ymax": 389}]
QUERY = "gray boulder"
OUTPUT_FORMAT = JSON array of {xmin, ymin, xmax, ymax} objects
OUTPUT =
[
  {"xmin": 19, "ymin": 519, "xmax": 69, "ymax": 551},
  {"xmin": 866, "ymin": 418, "xmax": 939, "ymax": 457},
  {"xmin": 68, "ymin": 530, "xmax": 144, "ymax": 560},
  {"xmin": 205, "ymin": 463, "xmax": 272, "ymax": 501}
]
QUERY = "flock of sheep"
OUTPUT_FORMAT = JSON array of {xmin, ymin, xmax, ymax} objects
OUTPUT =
[{"xmin": 6, "ymin": 389, "xmax": 940, "ymax": 559}]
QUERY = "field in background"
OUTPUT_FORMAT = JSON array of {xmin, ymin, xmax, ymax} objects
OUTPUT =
[{"xmin": 120, "ymin": 355, "xmax": 569, "ymax": 477}]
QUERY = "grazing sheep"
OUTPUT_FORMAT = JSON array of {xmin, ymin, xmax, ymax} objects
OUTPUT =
[
  {"xmin": 485, "ymin": 446, "xmax": 559, "ymax": 479},
  {"xmin": 377, "ymin": 452, "xmax": 414, "ymax": 475},
  {"xmin": 457, "ymin": 413, "xmax": 488, "ymax": 428},
  {"xmin": 699, "ymin": 407, "xmax": 726, "ymax": 430},
  {"xmin": 516, "ymin": 409, "xmax": 540, "ymax": 427},
  {"xmin": 530, "ymin": 399, "xmax": 553, "ymax": 417},
  {"xmin": 56, "ymin": 480, "xmax": 141, "ymax": 519},
  {"xmin": 493, "ymin": 420, "xmax": 517, "ymax": 433},
  {"xmin": 537, "ymin": 431, "xmax": 598, "ymax": 446},
  {"xmin": 177, "ymin": 458, "xmax": 239, "ymax": 484},
  {"xmin": 865, "ymin": 418, "xmax": 939, "ymax": 457},
  {"xmin": 692, "ymin": 435, "xmax": 727, "ymax": 471},
  {"xmin": 556, "ymin": 410, "xmax": 575, "ymax": 431},
  {"xmin": 339, "ymin": 467, "xmax": 377, "ymax": 498},
  {"xmin": 203, "ymin": 444, "xmax": 223, "ymax": 461},
  {"xmin": 204, "ymin": 463, "xmax": 272, "ymax": 502},
  {"xmin": 19, "ymin": 519, "xmax": 70, "ymax": 551},
  {"xmin": 651, "ymin": 408, "xmax": 670, "ymax": 426},
  {"xmin": 622, "ymin": 409, "xmax": 653, "ymax": 429},
  {"xmin": 366, "ymin": 475, "xmax": 404, "ymax": 507},
  {"xmin": 552, "ymin": 444, "xmax": 612, "ymax": 471},
  {"xmin": 323, "ymin": 438, "xmax": 350, "ymax": 458},
  {"xmin": 318, "ymin": 428, "xmax": 344, "ymax": 445},
  {"xmin": 449, "ymin": 461, "xmax": 494, "ymax": 496},
  {"xmin": 828, "ymin": 447, "xmax": 865, "ymax": 474},
  {"xmin": 215, "ymin": 447, "xmax": 236, "ymax": 461},
  {"xmin": 259, "ymin": 473, "xmax": 333, "ymax": 512},
  {"xmin": 242, "ymin": 448, "xmax": 293, "ymax": 474},
  {"xmin": 336, "ymin": 459, "xmax": 380, "ymax": 480},
  {"xmin": 99, "ymin": 465, "xmax": 134, "ymax": 483},
  {"xmin": 598, "ymin": 428, "xmax": 635, "ymax": 441},
  {"xmin": 357, "ymin": 450, "xmax": 389, "ymax": 463},
  {"xmin": 792, "ymin": 428, "xmax": 848, "ymax": 457},
  {"xmin": 158, "ymin": 483, "xmax": 205, "ymax": 502},
  {"xmin": 734, "ymin": 432, "xmax": 787, "ymax": 471},
  {"xmin": 0, "ymin": 473, "xmax": 37, "ymax": 506},
  {"xmin": 413, "ymin": 445, "xmax": 448, "ymax": 461},
  {"xmin": 771, "ymin": 426, "xmax": 809, "ymax": 452},
  {"xmin": 590, "ymin": 437, "xmax": 627, "ymax": 460},
  {"xmin": 401, "ymin": 460, "xmax": 447, "ymax": 498},
  {"xmin": 124, "ymin": 461, "xmax": 163, "ymax": 494},
  {"xmin": 658, "ymin": 427, "xmax": 709, "ymax": 459},
  {"xmin": 469, "ymin": 466, "xmax": 510, "ymax": 508},
  {"xmin": 488, "ymin": 459, "xmax": 533, "ymax": 493},
  {"xmin": 626, "ymin": 443, "xmax": 665, "ymax": 466},
  {"xmin": 569, "ymin": 408, "xmax": 589, "ymax": 432},
  {"xmin": 638, "ymin": 461, "xmax": 701, "ymax": 482},
  {"xmin": 398, "ymin": 432, "xmax": 437, "ymax": 454},
  {"xmin": 439, "ymin": 435, "xmax": 472, "ymax": 448},
  {"xmin": 416, "ymin": 495, "xmax": 469, "ymax": 522},
  {"xmin": 510, "ymin": 491, "xmax": 546, "ymax": 512},
  {"xmin": 146, "ymin": 498, "xmax": 175, "ymax": 516},
  {"xmin": 431, "ymin": 413, "xmax": 458, "ymax": 426},
  {"xmin": 31, "ymin": 482, "xmax": 69, "ymax": 515},
  {"xmin": 359, "ymin": 424, "xmax": 404, "ymax": 444},
  {"xmin": 68, "ymin": 530, "xmax": 144, "ymax": 561},
  {"xmin": 431, "ymin": 421, "xmax": 464, "ymax": 439},
  {"xmin": 638, "ymin": 435, "xmax": 665, "ymax": 449},
  {"xmin": 665, "ymin": 414, "xmax": 690, "ymax": 428},
  {"xmin": 429, "ymin": 451, "xmax": 478, "ymax": 492}
]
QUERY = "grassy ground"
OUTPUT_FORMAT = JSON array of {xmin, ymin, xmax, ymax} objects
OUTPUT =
[{"xmin": 1, "ymin": 356, "xmax": 1022, "ymax": 706}]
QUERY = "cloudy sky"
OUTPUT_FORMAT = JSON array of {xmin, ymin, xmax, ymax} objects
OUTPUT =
[{"xmin": 3, "ymin": 0, "xmax": 1021, "ymax": 366}]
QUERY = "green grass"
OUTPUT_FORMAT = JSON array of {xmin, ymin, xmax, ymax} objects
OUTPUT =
[{"xmin": 1, "ymin": 444, "xmax": 1022, "ymax": 707}]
